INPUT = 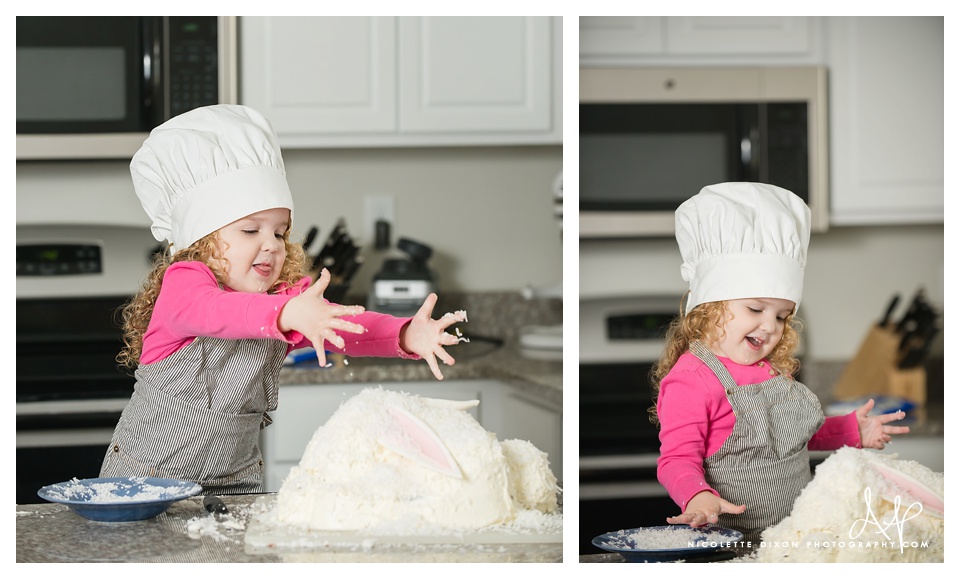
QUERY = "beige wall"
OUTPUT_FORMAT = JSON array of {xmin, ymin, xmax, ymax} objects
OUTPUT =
[{"xmin": 282, "ymin": 147, "xmax": 563, "ymax": 294}]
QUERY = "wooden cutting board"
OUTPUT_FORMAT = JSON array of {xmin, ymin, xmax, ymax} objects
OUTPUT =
[{"xmin": 243, "ymin": 495, "xmax": 563, "ymax": 555}]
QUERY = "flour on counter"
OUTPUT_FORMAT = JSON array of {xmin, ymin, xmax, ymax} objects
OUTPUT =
[
  {"xmin": 183, "ymin": 501, "xmax": 262, "ymax": 544},
  {"xmin": 498, "ymin": 508, "xmax": 563, "ymax": 536},
  {"xmin": 185, "ymin": 513, "xmax": 245, "ymax": 543}
]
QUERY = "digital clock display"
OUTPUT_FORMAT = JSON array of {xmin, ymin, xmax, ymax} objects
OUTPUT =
[
  {"xmin": 16, "ymin": 243, "xmax": 102, "ymax": 276},
  {"xmin": 38, "ymin": 248, "xmax": 59, "ymax": 262}
]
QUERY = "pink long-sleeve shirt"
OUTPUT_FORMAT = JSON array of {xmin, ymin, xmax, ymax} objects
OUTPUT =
[
  {"xmin": 141, "ymin": 261, "xmax": 417, "ymax": 364},
  {"xmin": 656, "ymin": 350, "xmax": 861, "ymax": 511}
]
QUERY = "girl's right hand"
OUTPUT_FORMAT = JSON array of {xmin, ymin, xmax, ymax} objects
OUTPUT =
[
  {"xmin": 278, "ymin": 268, "xmax": 367, "ymax": 367},
  {"xmin": 666, "ymin": 490, "xmax": 746, "ymax": 527}
]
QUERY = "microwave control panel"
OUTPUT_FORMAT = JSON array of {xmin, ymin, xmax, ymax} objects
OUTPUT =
[{"xmin": 167, "ymin": 16, "xmax": 220, "ymax": 117}]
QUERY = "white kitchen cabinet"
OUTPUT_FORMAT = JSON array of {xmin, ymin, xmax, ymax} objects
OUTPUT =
[
  {"xmin": 579, "ymin": 17, "xmax": 662, "ymax": 57},
  {"xmin": 825, "ymin": 17, "xmax": 944, "ymax": 225},
  {"xmin": 580, "ymin": 16, "xmax": 819, "ymax": 64},
  {"xmin": 240, "ymin": 16, "xmax": 560, "ymax": 148},
  {"xmin": 484, "ymin": 387, "xmax": 563, "ymax": 481},
  {"xmin": 241, "ymin": 17, "xmax": 396, "ymax": 136},
  {"xmin": 261, "ymin": 380, "xmax": 498, "ymax": 492}
]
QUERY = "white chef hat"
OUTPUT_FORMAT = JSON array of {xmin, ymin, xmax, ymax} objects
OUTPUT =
[
  {"xmin": 675, "ymin": 182, "xmax": 811, "ymax": 316},
  {"xmin": 130, "ymin": 104, "xmax": 294, "ymax": 253}
]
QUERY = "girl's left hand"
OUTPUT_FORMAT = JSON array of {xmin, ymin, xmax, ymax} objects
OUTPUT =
[
  {"xmin": 856, "ymin": 398, "xmax": 911, "ymax": 450},
  {"xmin": 399, "ymin": 293, "xmax": 466, "ymax": 381}
]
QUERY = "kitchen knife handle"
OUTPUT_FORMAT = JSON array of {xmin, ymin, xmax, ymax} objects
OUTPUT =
[
  {"xmin": 339, "ymin": 254, "xmax": 364, "ymax": 285},
  {"xmin": 302, "ymin": 226, "xmax": 319, "ymax": 251},
  {"xmin": 329, "ymin": 235, "xmax": 353, "ymax": 273},
  {"xmin": 879, "ymin": 294, "xmax": 900, "ymax": 327},
  {"xmin": 203, "ymin": 495, "xmax": 228, "ymax": 514},
  {"xmin": 333, "ymin": 243, "xmax": 358, "ymax": 277},
  {"xmin": 894, "ymin": 288, "xmax": 926, "ymax": 333},
  {"xmin": 312, "ymin": 234, "xmax": 340, "ymax": 270},
  {"xmin": 897, "ymin": 321, "xmax": 939, "ymax": 368}
]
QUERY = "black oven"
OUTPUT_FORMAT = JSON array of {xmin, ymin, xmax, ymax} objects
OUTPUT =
[
  {"xmin": 16, "ymin": 225, "xmax": 157, "ymax": 505},
  {"xmin": 16, "ymin": 297, "xmax": 136, "ymax": 505},
  {"xmin": 579, "ymin": 296, "xmax": 680, "ymax": 555},
  {"xmin": 16, "ymin": 16, "xmax": 236, "ymax": 160}
]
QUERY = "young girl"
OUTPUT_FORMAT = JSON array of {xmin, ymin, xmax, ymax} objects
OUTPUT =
[
  {"xmin": 652, "ymin": 182, "xmax": 910, "ymax": 540},
  {"xmin": 100, "ymin": 105, "xmax": 466, "ymax": 495}
]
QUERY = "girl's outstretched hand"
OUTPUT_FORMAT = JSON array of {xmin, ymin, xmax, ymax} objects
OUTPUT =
[
  {"xmin": 399, "ymin": 293, "xmax": 466, "ymax": 381},
  {"xmin": 856, "ymin": 398, "xmax": 911, "ymax": 450},
  {"xmin": 278, "ymin": 268, "xmax": 367, "ymax": 367},
  {"xmin": 666, "ymin": 490, "xmax": 746, "ymax": 528}
]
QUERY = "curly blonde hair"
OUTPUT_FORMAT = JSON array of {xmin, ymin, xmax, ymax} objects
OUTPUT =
[
  {"xmin": 648, "ymin": 299, "xmax": 802, "ymax": 425},
  {"xmin": 116, "ymin": 228, "xmax": 307, "ymax": 370}
]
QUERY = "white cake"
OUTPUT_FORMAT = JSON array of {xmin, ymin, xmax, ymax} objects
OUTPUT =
[
  {"xmin": 275, "ymin": 387, "xmax": 559, "ymax": 533},
  {"xmin": 752, "ymin": 447, "xmax": 943, "ymax": 563}
]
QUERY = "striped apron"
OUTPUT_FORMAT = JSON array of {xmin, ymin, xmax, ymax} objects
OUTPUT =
[
  {"xmin": 690, "ymin": 341, "xmax": 825, "ymax": 539},
  {"xmin": 100, "ymin": 335, "xmax": 285, "ymax": 495}
]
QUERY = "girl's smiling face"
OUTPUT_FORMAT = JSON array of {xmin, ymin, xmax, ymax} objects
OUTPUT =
[
  {"xmin": 707, "ymin": 298, "xmax": 796, "ymax": 365},
  {"xmin": 215, "ymin": 207, "xmax": 290, "ymax": 293}
]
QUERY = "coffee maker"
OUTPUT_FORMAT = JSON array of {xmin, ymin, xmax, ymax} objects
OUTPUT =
[{"xmin": 368, "ymin": 237, "xmax": 435, "ymax": 317}]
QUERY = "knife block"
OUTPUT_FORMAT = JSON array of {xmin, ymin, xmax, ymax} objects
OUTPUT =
[
  {"xmin": 305, "ymin": 268, "xmax": 350, "ymax": 303},
  {"xmin": 833, "ymin": 325, "xmax": 926, "ymax": 405}
]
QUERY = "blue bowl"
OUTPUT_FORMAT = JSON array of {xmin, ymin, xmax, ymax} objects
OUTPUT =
[
  {"xmin": 37, "ymin": 477, "xmax": 203, "ymax": 522},
  {"xmin": 592, "ymin": 525, "xmax": 744, "ymax": 562}
]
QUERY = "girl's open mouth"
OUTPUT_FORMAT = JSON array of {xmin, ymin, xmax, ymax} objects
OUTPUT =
[
  {"xmin": 746, "ymin": 336, "xmax": 762, "ymax": 349},
  {"xmin": 253, "ymin": 263, "xmax": 272, "ymax": 276}
]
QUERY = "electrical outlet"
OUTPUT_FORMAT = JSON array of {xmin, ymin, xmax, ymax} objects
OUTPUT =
[{"xmin": 364, "ymin": 195, "xmax": 395, "ymax": 244}]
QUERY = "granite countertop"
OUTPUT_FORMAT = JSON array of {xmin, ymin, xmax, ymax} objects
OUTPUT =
[
  {"xmin": 17, "ymin": 494, "xmax": 276, "ymax": 563},
  {"xmin": 280, "ymin": 335, "xmax": 563, "ymax": 407},
  {"xmin": 17, "ymin": 493, "xmax": 562, "ymax": 563}
]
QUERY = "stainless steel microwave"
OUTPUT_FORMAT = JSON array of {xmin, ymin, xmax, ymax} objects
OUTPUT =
[
  {"xmin": 16, "ymin": 16, "xmax": 237, "ymax": 161},
  {"xmin": 579, "ymin": 66, "xmax": 829, "ymax": 237}
]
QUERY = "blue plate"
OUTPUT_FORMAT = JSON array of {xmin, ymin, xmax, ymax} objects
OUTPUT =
[
  {"xmin": 37, "ymin": 477, "xmax": 203, "ymax": 522},
  {"xmin": 592, "ymin": 525, "xmax": 744, "ymax": 562}
]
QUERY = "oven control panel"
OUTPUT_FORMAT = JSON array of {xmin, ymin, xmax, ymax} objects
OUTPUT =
[
  {"xmin": 17, "ymin": 242, "xmax": 103, "ymax": 276},
  {"xmin": 607, "ymin": 311, "xmax": 675, "ymax": 341},
  {"xmin": 16, "ymin": 225, "xmax": 157, "ymax": 299},
  {"xmin": 580, "ymin": 296, "xmax": 678, "ymax": 363}
]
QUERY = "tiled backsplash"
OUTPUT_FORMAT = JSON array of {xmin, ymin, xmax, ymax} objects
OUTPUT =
[
  {"xmin": 798, "ymin": 361, "xmax": 848, "ymax": 402},
  {"xmin": 801, "ymin": 357, "xmax": 944, "ymax": 405},
  {"xmin": 345, "ymin": 291, "xmax": 562, "ymax": 341}
]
